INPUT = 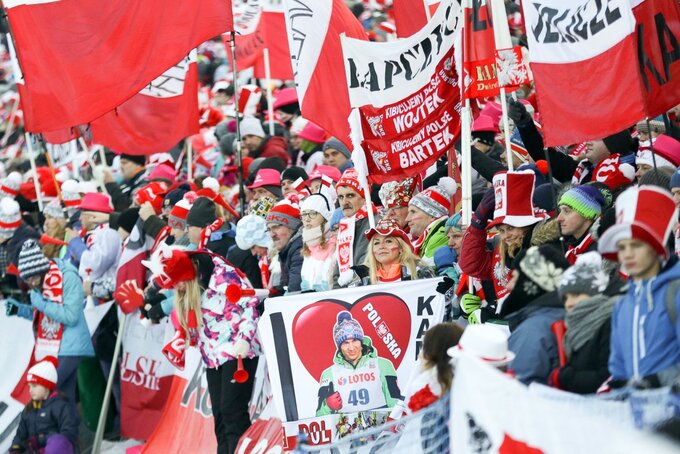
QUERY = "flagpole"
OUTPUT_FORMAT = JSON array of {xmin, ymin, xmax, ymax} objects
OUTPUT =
[
  {"xmin": 71, "ymin": 139, "xmax": 80, "ymax": 180},
  {"xmin": 25, "ymin": 133, "xmax": 44, "ymax": 211},
  {"xmin": 499, "ymin": 88, "xmax": 514, "ymax": 171},
  {"xmin": 229, "ymin": 31, "xmax": 247, "ymax": 217},
  {"xmin": 263, "ymin": 48, "xmax": 275, "ymax": 136},
  {"xmin": 423, "ymin": 0, "xmax": 432, "ymax": 21},
  {"xmin": 0, "ymin": 95, "xmax": 19, "ymax": 147},
  {"xmin": 186, "ymin": 139, "xmax": 193, "ymax": 181}
]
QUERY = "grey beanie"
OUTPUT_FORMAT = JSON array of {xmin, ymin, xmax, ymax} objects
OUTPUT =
[{"xmin": 323, "ymin": 137, "xmax": 351, "ymax": 160}]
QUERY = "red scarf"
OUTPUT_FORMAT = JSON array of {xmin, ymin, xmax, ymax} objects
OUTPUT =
[
  {"xmin": 34, "ymin": 261, "xmax": 64, "ymax": 361},
  {"xmin": 337, "ymin": 207, "xmax": 371, "ymax": 278},
  {"xmin": 412, "ymin": 218, "xmax": 442, "ymax": 255},
  {"xmin": 565, "ymin": 233, "xmax": 594, "ymax": 265}
]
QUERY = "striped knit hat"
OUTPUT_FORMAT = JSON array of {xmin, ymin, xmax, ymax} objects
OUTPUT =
[
  {"xmin": 0, "ymin": 171, "xmax": 21, "ymax": 198},
  {"xmin": 558, "ymin": 185, "xmax": 605, "ymax": 221},
  {"xmin": 18, "ymin": 239, "xmax": 51, "ymax": 280},
  {"xmin": 0, "ymin": 198, "xmax": 21, "ymax": 239},
  {"xmin": 168, "ymin": 198, "xmax": 192, "ymax": 230},
  {"xmin": 44, "ymin": 199, "xmax": 65, "ymax": 219},
  {"xmin": 409, "ymin": 177, "xmax": 457, "ymax": 219},
  {"xmin": 27, "ymin": 356, "xmax": 59, "ymax": 391},
  {"xmin": 60, "ymin": 179, "xmax": 82, "ymax": 216}
]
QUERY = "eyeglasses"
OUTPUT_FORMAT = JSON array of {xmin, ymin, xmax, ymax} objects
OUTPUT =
[{"xmin": 300, "ymin": 211, "xmax": 320, "ymax": 220}]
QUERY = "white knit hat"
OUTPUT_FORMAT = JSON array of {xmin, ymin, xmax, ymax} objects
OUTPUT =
[
  {"xmin": 300, "ymin": 193, "xmax": 334, "ymax": 222},
  {"xmin": 27, "ymin": 356, "xmax": 59, "ymax": 390},
  {"xmin": 44, "ymin": 199, "xmax": 65, "ymax": 219},
  {"xmin": 0, "ymin": 171, "xmax": 21, "ymax": 198},
  {"xmin": 0, "ymin": 198, "xmax": 21, "ymax": 239},
  {"xmin": 408, "ymin": 177, "xmax": 457, "ymax": 219},
  {"xmin": 235, "ymin": 214, "xmax": 271, "ymax": 250},
  {"xmin": 240, "ymin": 116, "xmax": 265, "ymax": 138}
]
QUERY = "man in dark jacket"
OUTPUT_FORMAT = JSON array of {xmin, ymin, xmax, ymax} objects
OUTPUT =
[
  {"xmin": 186, "ymin": 197, "xmax": 235, "ymax": 258},
  {"xmin": 265, "ymin": 200, "xmax": 303, "ymax": 293},
  {"xmin": 556, "ymin": 185, "xmax": 605, "ymax": 264},
  {"xmin": 240, "ymin": 116, "xmax": 291, "ymax": 165},
  {"xmin": 104, "ymin": 154, "xmax": 147, "ymax": 211},
  {"xmin": 502, "ymin": 245, "xmax": 571, "ymax": 385}
]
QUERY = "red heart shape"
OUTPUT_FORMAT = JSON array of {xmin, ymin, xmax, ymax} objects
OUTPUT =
[{"xmin": 292, "ymin": 292, "xmax": 411, "ymax": 381}]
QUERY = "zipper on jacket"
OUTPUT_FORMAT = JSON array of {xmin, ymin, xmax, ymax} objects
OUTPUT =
[{"xmin": 632, "ymin": 284, "xmax": 642, "ymax": 380}]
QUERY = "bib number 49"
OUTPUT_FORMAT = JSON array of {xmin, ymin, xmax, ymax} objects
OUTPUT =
[{"xmin": 347, "ymin": 388, "xmax": 370, "ymax": 406}]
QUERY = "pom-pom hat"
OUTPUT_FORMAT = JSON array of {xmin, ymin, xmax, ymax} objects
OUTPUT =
[
  {"xmin": 487, "ymin": 170, "xmax": 547, "ymax": 229},
  {"xmin": 266, "ymin": 200, "xmax": 302, "ymax": 231},
  {"xmin": 142, "ymin": 244, "xmax": 197, "ymax": 289},
  {"xmin": 27, "ymin": 356, "xmax": 59, "ymax": 391},
  {"xmin": 598, "ymin": 186, "xmax": 678, "ymax": 261},
  {"xmin": 409, "ymin": 177, "xmax": 457, "ymax": 219},
  {"xmin": 18, "ymin": 239, "xmax": 51, "ymax": 280},
  {"xmin": 333, "ymin": 311, "xmax": 364, "ymax": 348},
  {"xmin": 0, "ymin": 198, "xmax": 21, "ymax": 238}
]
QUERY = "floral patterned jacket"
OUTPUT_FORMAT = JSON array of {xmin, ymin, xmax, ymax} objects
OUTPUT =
[{"xmin": 198, "ymin": 255, "xmax": 262, "ymax": 368}]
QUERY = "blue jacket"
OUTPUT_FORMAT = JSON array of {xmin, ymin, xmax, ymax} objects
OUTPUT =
[
  {"xmin": 30, "ymin": 259, "xmax": 95, "ymax": 357},
  {"xmin": 609, "ymin": 259, "xmax": 680, "ymax": 381},
  {"xmin": 507, "ymin": 292, "xmax": 564, "ymax": 385}
]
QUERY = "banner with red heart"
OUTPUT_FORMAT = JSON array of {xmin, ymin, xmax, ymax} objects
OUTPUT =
[
  {"xmin": 258, "ymin": 278, "xmax": 446, "ymax": 425},
  {"xmin": 292, "ymin": 293, "xmax": 411, "ymax": 381}
]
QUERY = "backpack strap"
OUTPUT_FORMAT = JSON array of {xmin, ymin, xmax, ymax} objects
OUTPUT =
[{"xmin": 664, "ymin": 278, "xmax": 680, "ymax": 326}]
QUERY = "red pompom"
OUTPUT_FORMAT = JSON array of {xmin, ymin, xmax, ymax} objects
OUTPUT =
[{"xmin": 535, "ymin": 160, "xmax": 549, "ymax": 176}]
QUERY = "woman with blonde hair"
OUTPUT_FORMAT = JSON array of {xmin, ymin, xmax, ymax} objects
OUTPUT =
[
  {"xmin": 360, "ymin": 218, "xmax": 434, "ymax": 285},
  {"xmin": 145, "ymin": 246, "xmax": 260, "ymax": 454}
]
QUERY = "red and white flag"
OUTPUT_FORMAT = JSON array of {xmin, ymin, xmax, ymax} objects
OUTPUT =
[
  {"xmin": 90, "ymin": 52, "xmax": 199, "ymax": 155},
  {"xmin": 393, "ymin": 0, "xmax": 440, "ymax": 38},
  {"xmin": 343, "ymin": 0, "xmax": 462, "ymax": 184},
  {"xmin": 632, "ymin": 0, "xmax": 680, "ymax": 119},
  {"xmin": 459, "ymin": 0, "xmax": 500, "ymax": 100},
  {"xmin": 523, "ymin": 0, "xmax": 645, "ymax": 146},
  {"xmin": 6, "ymin": 0, "xmax": 231, "ymax": 133},
  {"xmin": 283, "ymin": 0, "xmax": 367, "ymax": 147}
]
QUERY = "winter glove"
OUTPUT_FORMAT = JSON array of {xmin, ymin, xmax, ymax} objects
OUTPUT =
[
  {"xmin": 269, "ymin": 286, "xmax": 285, "ymax": 298},
  {"xmin": 350, "ymin": 265, "xmax": 370, "ymax": 280},
  {"xmin": 460, "ymin": 294, "xmax": 482, "ymax": 315},
  {"xmin": 436, "ymin": 277, "xmax": 455, "ymax": 295},
  {"xmin": 470, "ymin": 189, "xmax": 495, "ymax": 230},
  {"xmin": 467, "ymin": 308, "xmax": 486, "ymax": 325},
  {"xmin": 114, "ymin": 280, "xmax": 145, "ymax": 314},
  {"xmin": 507, "ymin": 98, "xmax": 532, "ymax": 127},
  {"xmin": 326, "ymin": 391, "xmax": 343, "ymax": 411},
  {"xmin": 4, "ymin": 298, "xmax": 33, "ymax": 319}
]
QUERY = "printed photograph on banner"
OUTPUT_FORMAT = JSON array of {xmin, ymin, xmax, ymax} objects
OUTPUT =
[{"xmin": 258, "ymin": 279, "xmax": 446, "ymax": 426}]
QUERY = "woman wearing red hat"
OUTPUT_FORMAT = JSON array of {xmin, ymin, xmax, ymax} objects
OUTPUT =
[
  {"xmin": 144, "ymin": 246, "xmax": 261, "ymax": 454},
  {"xmin": 359, "ymin": 218, "xmax": 434, "ymax": 285}
]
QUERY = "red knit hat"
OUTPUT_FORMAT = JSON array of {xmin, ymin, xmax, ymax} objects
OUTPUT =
[
  {"xmin": 142, "ymin": 245, "xmax": 197, "ymax": 289},
  {"xmin": 79, "ymin": 192, "xmax": 113, "ymax": 214},
  {"xmin": 168, "ymin": 198, "xmax": 192, "ymax": 229},
  {"xmin": 265, "ymin": 200, "xmax": 302, "ymax": 230},
  {"xmin": 27, "ymin": 356, "xmax": 59, "ymax": 391},
  {"xmin": 337, "ymin": 168, "xmax": 362, "ymax": 194},
  {"xmin": 592, "ymin": 155, "xmax": 635, "ymax": 190}
]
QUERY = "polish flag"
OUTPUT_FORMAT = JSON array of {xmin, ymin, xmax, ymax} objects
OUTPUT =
[
  {"xmin": 89, "ymin": 52, "xmax": 199, "ymax": 155},
  {"xmin": 5, "ymin": 0, "xmax": 232, "ymax": 133},
  {"xmin": 283, "ymin": 0, "xmax": 368, "ymax": 147},
  {"xmin": 523, "ymin": 0, "xmax": 645, "ymax": 146},
  {"xmin": 253, "ymin": 3, "xmax": 294, "ymax": 80},
  {"xmin": 393, "ymin": 0, "xmax": 440, "ymax": 38}
]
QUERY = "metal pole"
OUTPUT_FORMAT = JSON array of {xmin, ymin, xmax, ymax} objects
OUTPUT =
[
  {"xmin": 187, "ymin": 139, "xmax": 193, "ymax": 181},
  {"xmin": 92, "ymin": 313, "xmax": 128, "ymax": 454},
  {"xmin": 263, "ymin": 48, "xmax": 275, "ymax": 136},
  {"xmin": 229, "ymin": 31, "xmax": 247, "ymax": 217},
  {"xmin": 25, "ymin": 133, "xmax": 43, "ymax": 211},
  {"xmin": 499, "ymin": 88, "xmax": 514, "ymax": 171}
]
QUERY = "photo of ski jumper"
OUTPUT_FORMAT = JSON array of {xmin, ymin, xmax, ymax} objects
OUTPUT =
[{"xmin": 316, "ymin": 311, "xmax": 402, "ymax": 416}]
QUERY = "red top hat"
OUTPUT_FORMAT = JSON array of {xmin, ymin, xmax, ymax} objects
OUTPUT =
[
  {"xmin": 487, "ymin": 170, "xmax": 547, "ymax": 230},
  {"xmin": 598, "ymin": 186, "xmax": 678, "ymax": 261},
  {"xmin": 79, "ymin": 192, "xmax": 113, "ymax": 214}
]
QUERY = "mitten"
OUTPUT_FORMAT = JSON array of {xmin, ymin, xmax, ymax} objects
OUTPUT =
[
  {"xmin": 326, "ymin": 391, "xmax": 343, "ymax": 411},
  {"xmin": 436, "ymin": 277, "xmax": 455, "ymax": 295},
  {"xmin": 113, "ymin": 280, "xmax": 144, "ymax": 314}
]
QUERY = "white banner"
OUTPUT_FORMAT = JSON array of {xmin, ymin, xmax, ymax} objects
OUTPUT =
[
  {"xmin": 451, "ymin": 354, "xmax": 678, "ymax": 453},
  {"xmin": 258, "ymin": 278, "xmax": 445, "ymax": 436},
  {"xmin": 341, "ymin": 0, "xmax": 461, "ymax": 108},
  {"xmin": 45, "ymin": 140, "xmax": 77, "ymax": 168},
  {"xmin": 524, "ymin": 0, "xmax": 636, "ymax": 63}
]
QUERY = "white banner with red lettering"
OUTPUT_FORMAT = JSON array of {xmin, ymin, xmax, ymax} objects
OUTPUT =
[
  {"xmin": 451, "ymin": 354, "xmax": 679, "ymax": 453},
  {"xmin": 341, "ymin": 0, "xmax": 462, "ymax": 184},
  {"xmin": 120, "ymin": 316, "xmax": 175, "ymax": 440},
  {"xmin": 258, "ymin": 279, "xmax": 445, "ymax": 447}
]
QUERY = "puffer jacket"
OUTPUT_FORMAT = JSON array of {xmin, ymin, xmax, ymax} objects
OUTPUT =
[
  {"xmin": 279, "ymin": 228, "xmax": 303, "ymax": 293},
  {"xmin": 198, "ymin": 255, "xmax": 262, "ymax": 369},
  {"xmin": 11, "ymin": 392, "xmax": 78, "ymax": 451},
  {"xmin": 29, "ymin": 259, "xmax": 94, "ymax": 357},
  {"xmin": 609, "ymin": 257, "xmax": 680, "ymax": 383}
]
